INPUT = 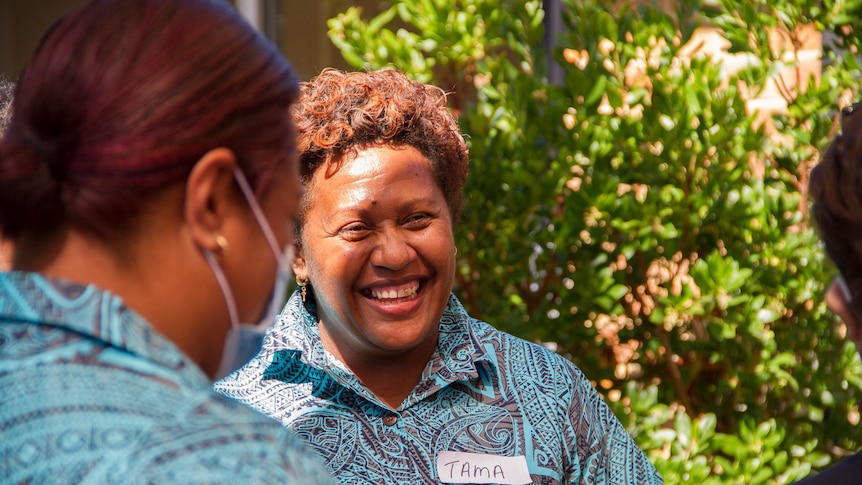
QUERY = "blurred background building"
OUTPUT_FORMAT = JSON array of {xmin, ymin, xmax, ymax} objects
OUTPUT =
[
  {"xmin": 0, "ymin": 0, "xmax": 386, "ymax": 81},
  {"xmin": 0, "ymin": 0, "xmax": 822, "ymax": 122}
]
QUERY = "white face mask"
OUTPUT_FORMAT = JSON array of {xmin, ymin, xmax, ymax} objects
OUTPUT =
[{"xmin": 206, "ymin": 167, "xmax": 294, "ymax": 381}]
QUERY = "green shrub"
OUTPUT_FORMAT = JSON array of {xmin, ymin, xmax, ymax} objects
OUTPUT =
[{"xmin": 327, "ymin": 0, "xmax": 862, "ymax": 482}]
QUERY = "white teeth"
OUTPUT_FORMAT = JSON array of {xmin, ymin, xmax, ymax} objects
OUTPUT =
[{"xmin": 371, "ymin": 283, "xmax": 419, "ymax": 300}]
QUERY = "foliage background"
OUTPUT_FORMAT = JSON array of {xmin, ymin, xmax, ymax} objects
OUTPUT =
[{"xmin": 326, "ymin": 0, "xmax": 862, "ymax": 482}]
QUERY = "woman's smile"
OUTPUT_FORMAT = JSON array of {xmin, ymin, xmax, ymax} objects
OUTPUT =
[{"xmin": 365, "ymin": 280, "xmax": 422, "ymax": 301}]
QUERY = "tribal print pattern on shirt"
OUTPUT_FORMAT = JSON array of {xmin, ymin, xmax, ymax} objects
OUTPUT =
[{"xmin": 216, "ymin": 290, "xmax": 663, "ymax": 485}]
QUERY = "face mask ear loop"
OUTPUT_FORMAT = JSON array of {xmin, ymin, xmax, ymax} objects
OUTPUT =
[
  {"xmin": 232, "ymin": 167, "xmax": 288, "ymax": 270},
  {"xmin": 203, "ymin": 249, "xmax": 240, "ymax": 329}
]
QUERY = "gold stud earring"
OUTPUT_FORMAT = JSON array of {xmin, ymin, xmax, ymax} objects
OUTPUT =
[
  {"xmin": 296, "ymin": 275, "xmax": 309, "ymax": 302},
  {"xmin": 214, "ymin": 235, "xmax": 229, "ymax": 258}
]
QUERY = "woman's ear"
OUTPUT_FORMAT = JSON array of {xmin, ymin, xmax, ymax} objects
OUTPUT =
[
  {"xmin": 184, "ymin": 148, "xmax": 239, "ymax": 251},
  {"xmin": 826, "ymin": 279, "xmax": 862, "ymax": 357},
  {"xmin": 292, "ymin": 249, "xmax": 308, "ymax": 280}
]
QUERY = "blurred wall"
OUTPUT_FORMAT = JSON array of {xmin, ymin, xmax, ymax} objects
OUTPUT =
[
  {"xmin": 279, "ymin": 0, "xmax": 386, "ymax": 79},
  {"xmin": 0, "ymin": 0, "xmax": 386, "ymax": 82},
  {"xmin": 0, "ymin": 0, "xmax": 82, "ymax": 81}
]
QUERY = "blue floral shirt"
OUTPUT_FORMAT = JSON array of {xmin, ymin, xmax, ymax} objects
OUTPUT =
[
  {"xmin": 216, "ymin": 290, "xmax": 663, "ymax": 484},
  {"xmin": 0, "ymin": 271, "xmax": 336, "ymax": 485}
]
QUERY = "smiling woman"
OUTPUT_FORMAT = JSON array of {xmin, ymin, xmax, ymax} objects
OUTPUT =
[
  {"xmin": 296, "ymin": 143, "xmax": 456, "ymax": 406},
  {"xmin": 215, "ymin": 67, "xmax": 663, "ymax": 485}
]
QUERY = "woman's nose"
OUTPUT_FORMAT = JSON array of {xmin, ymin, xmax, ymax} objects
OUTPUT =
[{"xmin": 370, "ymin": 230, "xmax": 416, "ymax": 270}]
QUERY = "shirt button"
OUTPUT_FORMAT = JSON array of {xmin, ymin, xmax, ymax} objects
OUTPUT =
[{"xmin": 382, "ymin": 414, "xmax": 398, "ymax": 426}]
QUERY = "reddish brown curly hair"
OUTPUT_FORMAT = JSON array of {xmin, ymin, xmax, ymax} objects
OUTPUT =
[{"xmin": 293, "ymin": 68, "xmax": 469, "ymax": 234}]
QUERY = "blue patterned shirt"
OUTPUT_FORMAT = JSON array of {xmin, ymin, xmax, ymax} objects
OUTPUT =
[
  {"xmin": 216, "ymin": 291, "xmax": 663, "ymax": 484},
  {"xmin": 0, "ymin": 271, "xmax": 336, "ymax": 485}
]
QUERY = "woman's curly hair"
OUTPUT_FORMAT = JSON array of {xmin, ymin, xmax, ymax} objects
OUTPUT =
[{"xmin": 293, "ymin": 68, "xmax": 469, "ymax": 231}]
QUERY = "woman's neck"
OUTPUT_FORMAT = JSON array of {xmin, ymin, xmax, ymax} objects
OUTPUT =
[
  {"xmin": 14, "ymin": 205, "xmax": 229, "ymax": 378},
  {"xmin": 318, "ymin": 325, "xmax": 437, "ymax": 409}
]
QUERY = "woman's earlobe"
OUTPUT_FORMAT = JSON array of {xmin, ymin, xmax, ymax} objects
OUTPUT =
[
  {"xmin": 184, "ymin": 148, "xmax": 238, "ymax": 248},
  {"xmin": 292, "ymin": 252, "xmax": 307, "ymax": 279}
]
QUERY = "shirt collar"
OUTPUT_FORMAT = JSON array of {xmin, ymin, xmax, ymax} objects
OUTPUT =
[
  {"xmin": 267, "ymin": 288, "xmax": 499, "ymax": 408},
  {"xmin": 0, "ymin": 271, "xmax": 207, "ymax": 384}
]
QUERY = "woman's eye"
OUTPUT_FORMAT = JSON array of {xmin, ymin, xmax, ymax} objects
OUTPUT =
[
  {"xmin": 339, "ymin": 223, "xmax": 370, "ymax": 239},
  {"xmin": 404, "ymin": 213, "xmax": 431, "ymax": 227}
]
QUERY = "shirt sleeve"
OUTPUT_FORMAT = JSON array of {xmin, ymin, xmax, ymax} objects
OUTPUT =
[
  {"xmin": 565, "ymin": 365, "xmax": 664, "ymax": 485},
  {"xmin": 791, "ymin": 451, "xmax": 862, "ymax": 485}
]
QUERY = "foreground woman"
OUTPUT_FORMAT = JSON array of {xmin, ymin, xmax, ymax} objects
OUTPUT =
[
  {"xmin": 0, "ymin": 0, "xmax": 333, "ymax": 482},
  {"xmin": 217, "ymin": 68, "xmax": 662, "ymax": 484}
]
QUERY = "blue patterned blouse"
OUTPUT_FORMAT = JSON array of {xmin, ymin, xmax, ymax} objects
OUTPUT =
[
  {"xmin": 216, "ymin": 290, "xmax": 663, "ymax": 485},
  {"xmin": 0, "ymin": 271, "xmax": 336, "ymax": 485}
]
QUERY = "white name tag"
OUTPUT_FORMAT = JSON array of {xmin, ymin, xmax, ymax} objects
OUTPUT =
[{"xmin": 436, "ymin": 451, "xmax": 531, "ymax": 484}]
